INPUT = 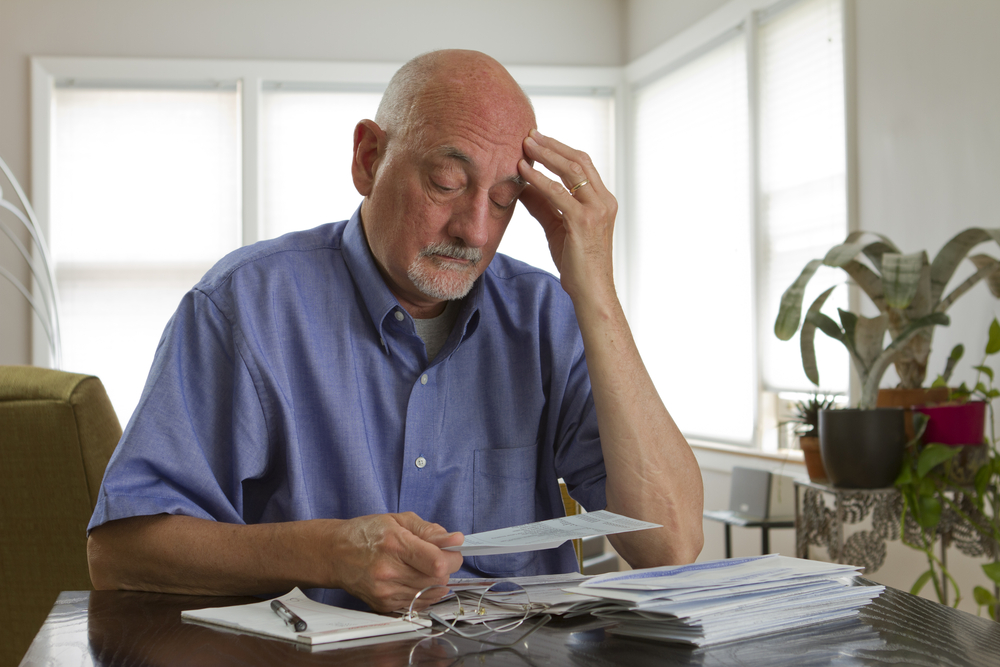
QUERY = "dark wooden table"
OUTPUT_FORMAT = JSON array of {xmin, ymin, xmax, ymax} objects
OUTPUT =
[{"xmin": 18, "ymin": 581, "xmax": 1000, "ymax": 666}]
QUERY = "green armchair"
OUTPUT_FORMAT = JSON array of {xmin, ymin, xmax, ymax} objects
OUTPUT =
[{"xmin": 0, "ymin": 366, "xmax": 121, "ymax": 667}]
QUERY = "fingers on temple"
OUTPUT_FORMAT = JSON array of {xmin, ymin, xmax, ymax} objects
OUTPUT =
[
  {"xmin": 519, "ymin": 159, "xmax": 580, "ymax": 208},
  {"xmin": 525, "ymin": 130, "xmax": 606, "ymax": 194}
]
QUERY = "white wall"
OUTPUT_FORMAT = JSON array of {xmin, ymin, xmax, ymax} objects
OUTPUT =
[
  {"xmin": 625, "ymin": 0, "xmax": 730, "ymax": 61},
  {"xmin": 848, "ymin": 0, "xmax": 1000, "ymax": 616},
  {"xmin": 0, "ymin": 0, "xmax": 625, "ymax": 365},
  {"xmin": 855, "ymin": 0, "xmax": 1000, "ymax": 391}
]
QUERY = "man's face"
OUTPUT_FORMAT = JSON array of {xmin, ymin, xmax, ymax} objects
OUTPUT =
[{"xmin": 359, "ymin": 84, "xmax": 535, "ymax": 317}]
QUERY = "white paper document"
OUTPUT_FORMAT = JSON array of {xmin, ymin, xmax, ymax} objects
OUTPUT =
[
  {"xmin": 182, "ymin": 587, "xmax": 429, "ymax": 645},
  {"xmin": 563, "ymin": 555, "xmax": 883, "ymax": 647},
  {"xmin": 444, "ymin": 510, "xmax": 661, "ymax": 556}
]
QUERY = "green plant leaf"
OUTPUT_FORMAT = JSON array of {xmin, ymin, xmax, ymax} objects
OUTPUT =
[
  {"xmin": 968, "ymin": 254, "xmax": 1000, "ymax": 298},
  {"xmin": 823, "ymin": 242, "xmax": 868, "ymax": 267},
  {"xmin": 775, "ymin": 259, "xmax": 825, "ymax": 340},
  {"xmin": 917, "ymin": 444, "xmax": 960, "ymax": 478},
  {"xmin": 973, "ymin": 365, "xmax": 995, "ymax": 382},
  {"xmin": 853, "ymin": 313, "xmax": 890, "ymax": 372},
  {"xmin": 975, "ymin": 382, "xmax": 989, "ymax": 395},
  {"xmin": 975, "ymin": 463, "xmax": 992, "ymax": 496},
  {"xmin": 840, "ymin": 260, "xmax": 888, "ymax": 312},
  {"xmin": 983, "ymin": 562, "xmax": 1000, "ymax": 585},
  {"xmin": 973, "ymin": 585, "xmax": 998, "ymax": 606},
  {"xmin": 862, "ymin": 241, "xmax": 897, "ymax": 273},
  {"xmin": 882, "ymin": 252, "xmax": 928, "ymax": 309},
  {"xmin": 916, "ymin": 495, "xmax": 942, "ymax": 529},
  {"xmin": 989, "ymin": 318, "xmax": 1000, "ymax": 355},
  {"xmin": 895, "ymin": 463, "xmax": 913, "ymax": 486},
  {"xmin": 805, "ymin": 311, "xmax": 845, "ymax": 341},
  {"xmin": 837, "ymin": 309, "xmax": 866, "ymax": 375},
  {"xmin": 910, "ymin": 570, "xmax": 934, "ymax": 596},
  {"xmin": 858, "ymin": 311, "xmax": 950, "ymax": 409},
  {"xmin": 930, "ymin": 228, "xmax": 1000, "ymax": 306},
  {"xmin": 799, "ymin": 286, "xmax": 837, "ymax": 386}
]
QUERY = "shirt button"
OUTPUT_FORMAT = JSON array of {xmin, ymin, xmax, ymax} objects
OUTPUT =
[
  {"xmin": 415, "ymin": 456, "xmax": 427, "ymax": 469},
  {"xmin": 420, "ymin": 373, "xmax": 428, "ymax": 385},
  {"xmin": 394, "ymin": 311, "xmax": 405, "ymax": 321}
]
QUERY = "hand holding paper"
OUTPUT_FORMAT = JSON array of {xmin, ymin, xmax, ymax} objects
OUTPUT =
[{"xmin": 444, "ymin": 510, "xmax": 661, "ymax": 556}]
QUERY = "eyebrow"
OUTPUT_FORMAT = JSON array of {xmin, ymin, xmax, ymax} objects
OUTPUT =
[{"xmin": 433, "ymin": 145, "xmax": 527, "ymax": 188}]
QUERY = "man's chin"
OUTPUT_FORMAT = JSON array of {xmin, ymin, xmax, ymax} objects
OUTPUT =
[{"xmin": 409, "ymin": 270, "xmax": 477, "ymax": 301}]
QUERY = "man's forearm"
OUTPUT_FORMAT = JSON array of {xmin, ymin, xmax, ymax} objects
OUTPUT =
[
  {"xmin": 88, "ymin": 514, "xmax": 337, "ymax": 596},
  {"xmin": 87, "ymin": 512, "xmax": 465, "ymax": 611},
  {"xmin": 573, "ymin": 290, "xmax": 704, "ymax": 567}
]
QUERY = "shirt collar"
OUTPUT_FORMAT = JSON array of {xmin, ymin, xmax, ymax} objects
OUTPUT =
[{"xmin": 341, "ymin": 206, "xmax": 482, "ymax": 354}]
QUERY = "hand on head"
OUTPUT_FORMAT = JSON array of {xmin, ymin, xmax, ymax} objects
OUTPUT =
[
  {"xmin": 517, "ymin": 130, "xmax": 619, "ymax": 302},
  {"xmin": 331, "ymin": 512, "xmax": 464, "ymax": 613}
]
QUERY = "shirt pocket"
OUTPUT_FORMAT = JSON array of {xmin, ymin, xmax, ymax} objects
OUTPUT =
[{"xmin": 471, "ymin": 444, "xmax": 539, "ymax": 576}]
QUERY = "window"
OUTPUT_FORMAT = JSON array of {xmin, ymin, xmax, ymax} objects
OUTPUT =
[
  {"xmin": 631, "ymin": 34, "xmax": 755, "ymax": 445},
  {"xmin": 35, "ymin": 60, "xmax": 618, "ymax": 422},
  {"xmin": 50, "ymin": 86, "xmax": 241, "ymax": 418},
  {"xmin": 629, "ymin": 0, "xmax": 848, "ymax": 447}
]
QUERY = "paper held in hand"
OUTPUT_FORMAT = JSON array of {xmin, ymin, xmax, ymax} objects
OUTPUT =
[
  {"xmin": 181, "ymin": 587, "xmax": 429, "ymax": 646},
  {"xmin": 444, "ymin": 510, "xmax": 662, "ymax": 556}
]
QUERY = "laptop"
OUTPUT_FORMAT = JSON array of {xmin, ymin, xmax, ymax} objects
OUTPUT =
[{"xmin": 713, "ymin": 466, "xmax": 796, "ymax": 523}]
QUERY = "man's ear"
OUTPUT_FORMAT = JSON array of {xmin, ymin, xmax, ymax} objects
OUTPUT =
[{"xmin": 352, "ymin": 119, "xmax": 385, "ymax": 197}]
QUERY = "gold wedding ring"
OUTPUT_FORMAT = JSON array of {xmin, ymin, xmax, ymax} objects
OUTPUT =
[{"xmin": 570, "ymin": 179, "xmax": 589, "ymax": 195}]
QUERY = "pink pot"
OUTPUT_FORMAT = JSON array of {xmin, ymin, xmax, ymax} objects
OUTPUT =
[{"xmin": 915, "ymin": 402, "xmax": 987, "ymax": 446}]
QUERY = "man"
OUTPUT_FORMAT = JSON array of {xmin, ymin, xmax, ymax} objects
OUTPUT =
[{"xmin": 87, "ymin": 50, "xmax": 703, "ymax": 613}]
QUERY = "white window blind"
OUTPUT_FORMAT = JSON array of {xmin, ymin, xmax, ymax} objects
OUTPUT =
[
  {"xmin": 758, "ymin": 0, "xmax": 849, "ymax": 394},
  {"xmin": 261, "ymin": 90, "xmax": 382, "ymax": 240},
  {"xmin": 51, "ymin": 87, "xmax": 240, "ymax": 420},
  {"xmin": 631, "ymin": 35, "xmax": 756, "ymax": 445}
]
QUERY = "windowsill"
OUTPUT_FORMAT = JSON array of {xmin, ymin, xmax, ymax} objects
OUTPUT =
[
  {"xmin": 689, "ymin": 439, "xmax": 804, "ymax": 463},
  {"xmin": 688, "ymin": 438, "xmax": 807, "ymax": 476}
]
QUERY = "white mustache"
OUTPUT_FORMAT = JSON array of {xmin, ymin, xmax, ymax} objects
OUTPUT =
[{"xmin": 419, "ymin": 242, "xmax": 482, "ymax": 265}]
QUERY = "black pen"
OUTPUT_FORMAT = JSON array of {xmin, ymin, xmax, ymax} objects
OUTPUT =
[{"xmin": 270, "ymin": 599, "xmax": 307, "ymax": 632}]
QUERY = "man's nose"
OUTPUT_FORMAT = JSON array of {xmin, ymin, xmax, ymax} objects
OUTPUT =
[{"xmin": 446, "ymin": 191, "xmax": 491, "ymax": 248}]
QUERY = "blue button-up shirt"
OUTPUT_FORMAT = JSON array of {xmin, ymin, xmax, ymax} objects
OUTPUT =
[{"xmin": 89, "ymin": 209, "xmax": 607, "ymax": 609}]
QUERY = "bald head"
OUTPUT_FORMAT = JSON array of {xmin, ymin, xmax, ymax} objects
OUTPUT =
[{"xmin": 375, "ymin": 50, "xmax": 535, "ymax": 144}]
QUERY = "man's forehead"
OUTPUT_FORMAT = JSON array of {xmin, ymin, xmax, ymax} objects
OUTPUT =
[{"xmin": 428, "ymin": 144, "xmax": 528, "ymax": 186}]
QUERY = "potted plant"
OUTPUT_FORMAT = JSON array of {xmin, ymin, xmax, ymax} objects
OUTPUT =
[
  {"xmin": 774, "ymin": 228, "xmax": 1000, "ymax": 488},
  {"xmin": 895, "ymin": 318, "xmax": 1000, "ymax": 621},
  {"xmin": 789, "ymin": 393, "xmax": 836, "ymax": 482},
  {"xmin": 775, "ymin": 228, "xmax": 1000, "ymax": 404}
]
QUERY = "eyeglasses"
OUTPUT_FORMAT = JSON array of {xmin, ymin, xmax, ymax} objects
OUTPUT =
[{"xmin": 403, "ymin": 582, "xmax": 552, "ymax": 644}]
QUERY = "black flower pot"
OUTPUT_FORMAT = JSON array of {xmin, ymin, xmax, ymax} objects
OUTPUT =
[{"xmin": 818, "ymin": 408, "xmax": 906, "ymax": 488}]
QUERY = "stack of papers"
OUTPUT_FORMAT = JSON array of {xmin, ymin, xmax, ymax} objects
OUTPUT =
[{"xmin": 562, "ymin": 554, "xmax": 883, "ymax": 647}]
